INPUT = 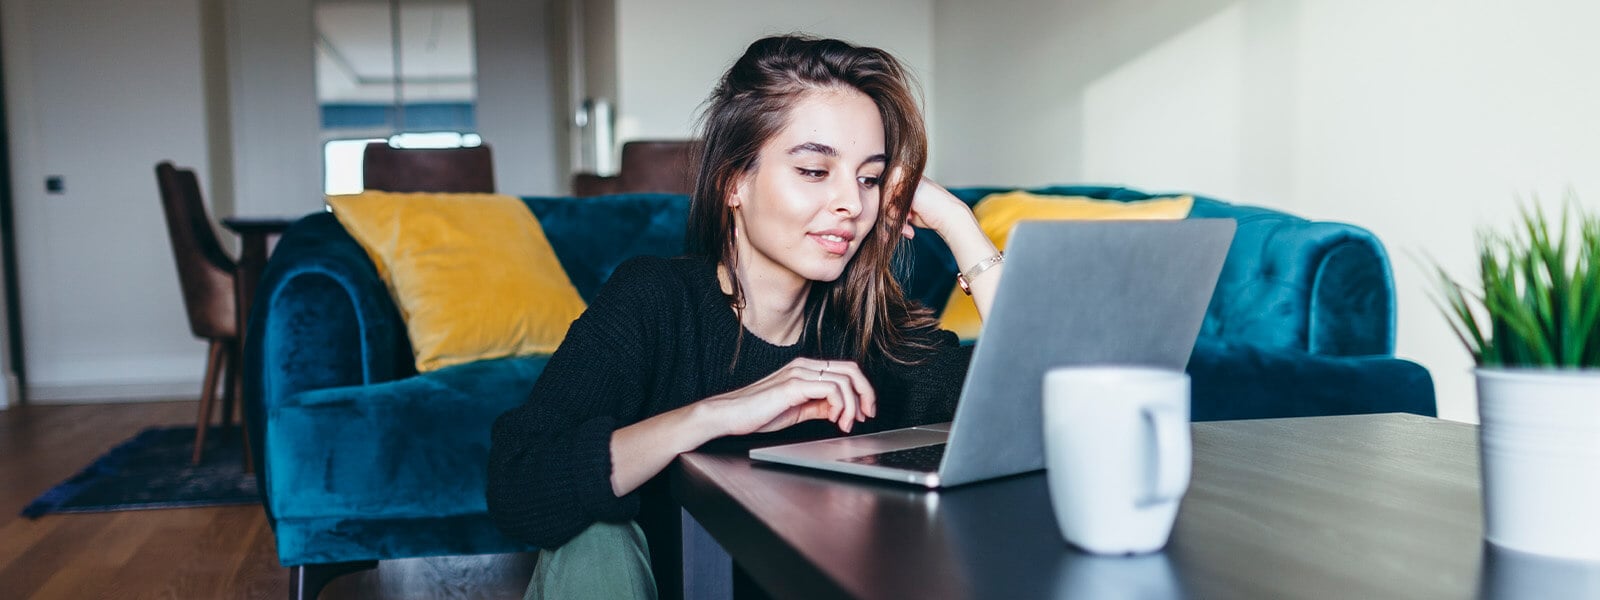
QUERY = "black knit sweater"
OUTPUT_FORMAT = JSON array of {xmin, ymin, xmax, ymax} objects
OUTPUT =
[{"xmin": 486, "ymin": 255, "xmax": 972, "ymax": 548}]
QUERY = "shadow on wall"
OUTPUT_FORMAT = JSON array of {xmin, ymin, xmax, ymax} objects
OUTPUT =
[
  {"xmin": 934, "ymin": 0, "xmax": 1245, "ymax": 187},
  {"xmin": 1081, "ymin": 1, "xmax": 1301, "ymax": 206}
]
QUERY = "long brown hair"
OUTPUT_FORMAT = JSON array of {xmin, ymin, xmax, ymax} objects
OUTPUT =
[{"xmin": 686, "ymin": 35, "xmax": 938, "ymax": 368}]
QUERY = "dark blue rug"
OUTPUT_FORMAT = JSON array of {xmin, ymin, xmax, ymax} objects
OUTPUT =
[{"xmin": 21, "ymin": 425, "xmax": 260, "ymax": 518}]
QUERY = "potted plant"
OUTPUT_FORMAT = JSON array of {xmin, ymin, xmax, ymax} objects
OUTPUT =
[{"xmin": 1433, "ymin": 199, "xmax": 1600, "ymax": 560}]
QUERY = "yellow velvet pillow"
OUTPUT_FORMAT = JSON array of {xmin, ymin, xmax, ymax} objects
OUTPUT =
[
  {"xmin": 328, "ymin": 191, "xmax": 588, "ymax": 372},
  {"xmin": 940, "ymin": 191, "xmax": 1194, "ymax": 340}
]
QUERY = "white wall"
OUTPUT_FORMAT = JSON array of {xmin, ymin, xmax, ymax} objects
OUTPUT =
[
  {"xmin": 223, "ymin": 0, "xmax": 323, "ymax": 219},
  {"xmin": 476, "ymin": 0, "xmax": 563, "ymax": 195},
  {"xmin": 609, "ymin": 0, "xmax": 935, "ymax": 152},
  {"xmin": 2, "ymin": 0, "xmax": 218, "ymax": 402},
  {"xmin": 934, "ymin": 0, "xmax": 1600, "ymax": 422},
  {"xmin": 1, "ymin": 0, "xmax": 562, "ymax": 402},
  {"xmin": 933, "ymin": 0, "xmax": 1239, "ymax": 188}
]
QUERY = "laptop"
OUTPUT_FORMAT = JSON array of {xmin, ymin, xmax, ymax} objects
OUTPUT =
[{"xmin": 748, "ymin": 219, "xmax": 1236, "ymax": 488}]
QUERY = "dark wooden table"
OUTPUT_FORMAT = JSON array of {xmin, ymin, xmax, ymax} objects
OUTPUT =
[
  {"xmin": 220, "ymin": 216, "xmax": 298, "ymax": 343},
  {"xmin": 671, "ymin": 413, "xmax": 1600, "ymax": 599},
  {"xmin": 219, "ymin": 216, "xmax": 298, "ymax": 473}
]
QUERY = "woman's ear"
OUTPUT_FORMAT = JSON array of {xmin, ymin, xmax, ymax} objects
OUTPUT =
[
  {"xmin": 728, "ymin": 173, "xmax": 750, "ymax": 208},
  {"xmin": 732, "ymin": 168, "xmax": 755, "ymax": 208}
]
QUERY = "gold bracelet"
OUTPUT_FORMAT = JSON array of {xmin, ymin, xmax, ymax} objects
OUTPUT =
[{"xmin": 956, "ymin": 252, "xmax": 1004, "ymax": 296}]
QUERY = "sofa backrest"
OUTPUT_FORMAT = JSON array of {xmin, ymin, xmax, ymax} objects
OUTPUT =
[
  {"xmin": 524, "ymin": 187, "xmax": 1397, "ymax": 357},
  {"xmin": 287, "ymin": 187, "xmax": 1396, "ymax": 365},
  {"xmin": 939, "ymin": 186, "xmax": 1397, "ymax": 356},
  {"xmin": 522, "ymin": 193, "xmax": 692, "ymax": 301}
]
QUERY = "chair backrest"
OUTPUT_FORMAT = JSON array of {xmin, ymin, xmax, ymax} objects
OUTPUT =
[
  {"xmin": 154, "ymin": 162, "xmax": 237, "ymax": 340},
  {"xmin": 573, "ymin": 140, "xmax": 698, "ymax": 196},
  {"xmin": 362, "ymin": 143, "xmax": 496, "ymax": 193}
]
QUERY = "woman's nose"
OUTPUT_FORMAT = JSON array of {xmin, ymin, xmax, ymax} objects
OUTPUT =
[{"xmin": 832, "ymin": 180, "xmax": 862, "ymax": 217}]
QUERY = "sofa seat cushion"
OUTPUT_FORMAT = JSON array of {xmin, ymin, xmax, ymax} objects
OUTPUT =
[
  {"xmin": 1186, "ymin": 339, "xmax": 1435, "ymax": 422},
  {"xmin": 265, "ymin": 355, "xmax": 548, "ymax": 521}
]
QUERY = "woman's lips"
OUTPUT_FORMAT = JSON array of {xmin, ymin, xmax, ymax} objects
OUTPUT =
[{"xmin": 809, "ymin": 232, "xmax": 852, "ymax": 255}]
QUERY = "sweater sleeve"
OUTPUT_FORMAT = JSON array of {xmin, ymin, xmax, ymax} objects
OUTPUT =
[
  {"xmin": 869, "ymin": 328, "xmax": 974, "ymax": 431},
  {"xmin": 486, "ymin": 258, "xmax": 670, "ymax": 548}
]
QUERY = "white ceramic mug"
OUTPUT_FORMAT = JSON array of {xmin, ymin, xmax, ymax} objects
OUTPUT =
[{"xmin": 1043, "ymin": 366, "xmax": 1191, "ymax": 555}]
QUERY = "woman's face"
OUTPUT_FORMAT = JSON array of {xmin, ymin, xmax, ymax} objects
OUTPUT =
[{"xmin": 730, "ymin": 87, "xmax": 886, "ymax": 289}]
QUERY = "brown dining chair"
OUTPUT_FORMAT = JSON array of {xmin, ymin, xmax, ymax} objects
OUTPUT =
[
  {"xmin": 361, "ymin": 142, "xmax": 496, "ymax": 193},
  {"xmin": 154, "ymin": 161, "xmax": 244, "ymax": 465},
  {"xmin": 572, "ymin": 140, "xmax": 699, "ymax": 196}
]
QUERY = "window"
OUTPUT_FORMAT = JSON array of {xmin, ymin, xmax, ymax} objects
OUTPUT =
[
  {"xmin": 315, "ymin": 0, "xmax": 478, "ymax": 194},
  {"xmin": 322, "ymin": 132, "xmax": 483, "ymax": 195}
]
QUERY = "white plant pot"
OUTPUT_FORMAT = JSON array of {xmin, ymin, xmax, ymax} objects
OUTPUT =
[{"xmin": 1476, "ymin": 368, "xmax": 1600, "ymax": 561}]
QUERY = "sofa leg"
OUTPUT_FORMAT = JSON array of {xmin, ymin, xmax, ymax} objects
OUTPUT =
[{"xmin": 289, "ymin": 561, "xmax": 378, "ymax": 600}]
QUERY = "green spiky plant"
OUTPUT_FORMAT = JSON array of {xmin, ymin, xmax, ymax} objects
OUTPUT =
[{"xmin": 1433, "ymin": 197, "xmax": 1600, "ymax": 368}]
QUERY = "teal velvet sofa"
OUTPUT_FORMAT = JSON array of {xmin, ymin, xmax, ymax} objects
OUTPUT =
[{"xmin": 243, "ymin": 186, "xmax": 1435, "ymax": 598}]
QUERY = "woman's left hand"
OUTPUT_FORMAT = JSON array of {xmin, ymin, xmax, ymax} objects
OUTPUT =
[
  {"xmin": 894, "ymin": 171, "xmax": 1005, "ymax": 320},
  {"xmin": 899, "ymin": 175, "xmax": 974, "ymax": 240}
]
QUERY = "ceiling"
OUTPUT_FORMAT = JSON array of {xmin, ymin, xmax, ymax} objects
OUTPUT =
[{"xmin": 314, "ymin": 0, "xmax": 477, "ymax": 104}]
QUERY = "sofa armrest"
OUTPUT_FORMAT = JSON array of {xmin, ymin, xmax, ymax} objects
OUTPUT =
[
  {"xmin": 265, "ymin": 356, "xmax": 545, "ymax": 521},
  {"xmin": 244, "ymin": 212, "xmax": 413, "ymax": 489},
  {"xmin": 1188, "ymin": 340, "xmax": 1435, "ymax": 422}
]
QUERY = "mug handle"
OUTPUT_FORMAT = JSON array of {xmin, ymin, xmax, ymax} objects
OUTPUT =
[{"xmin": 1140, "ymin": 404, "xmax": 1190, "ymax": 505}]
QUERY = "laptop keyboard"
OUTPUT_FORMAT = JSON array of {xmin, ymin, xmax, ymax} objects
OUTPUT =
[{"xmin": 839, "ymin": 443, "xmax": 947, "ymax": 472}]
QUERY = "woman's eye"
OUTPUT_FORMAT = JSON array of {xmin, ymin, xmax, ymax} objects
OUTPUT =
[
  {"xmin": 797, "ymin": 168, "xmax": 827, "ymax": 179},
  {"xmin": 858, "ymin": 176, "xmax": 881, "ymax": 189}
]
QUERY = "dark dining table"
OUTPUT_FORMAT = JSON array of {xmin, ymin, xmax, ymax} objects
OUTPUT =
[
  {"xmin": 667, "ymin": 413, "xmax": 1600, "ymax": 599},
  {"xmin": 220, "ymin": 216, "xmax": 298, "ymax": 343},
  {"xmin": 219, "ymin": 216, "xmax": 299, "ymax": 472}
]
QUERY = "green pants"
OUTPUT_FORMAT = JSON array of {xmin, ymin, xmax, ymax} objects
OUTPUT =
[{"xmin": 524, "ymin": 520, "xmax": 657, "ymax": 600}]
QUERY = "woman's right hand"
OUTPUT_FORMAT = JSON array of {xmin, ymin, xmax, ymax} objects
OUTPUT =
[{"xmin": 702, "ymin": 357, "xmax": 877, "ymax": 436}]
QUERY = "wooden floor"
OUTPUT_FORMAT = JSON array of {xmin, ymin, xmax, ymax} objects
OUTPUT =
[{"xmin": 0, "ymin": 400, "xmax": 537, "ymax": 599}]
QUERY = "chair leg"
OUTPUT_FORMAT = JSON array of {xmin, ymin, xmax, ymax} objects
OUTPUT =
[
  {"xmin": 192, "ymin": 340, "xmax": 225, "ymax": 465},
  {"xmin": 288, "ymin": 561, "xmax": 378, "ymax": 600},
  {"xmin": 219, "ymin": 341, "xmax": 238, "ymax": 428},
  {"xmin": 239, "ymin": 402, "xmax": 256, "ymax": 475},
  {"xmin": 224, "ymin": 342, "xmax": 257, "ymax": 474}
]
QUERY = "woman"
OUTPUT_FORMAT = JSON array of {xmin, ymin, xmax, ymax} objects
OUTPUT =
[{"xmin": 487, "ymin": 35, "xmax": 1005, "ymax": 599}]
